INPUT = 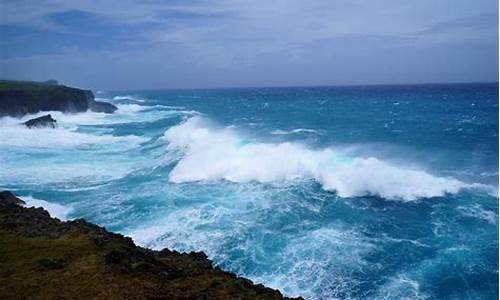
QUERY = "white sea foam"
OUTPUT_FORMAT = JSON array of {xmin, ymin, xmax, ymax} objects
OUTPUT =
[
  {"xmin": 271, "ymin": 128, "xmax": 319, "ymax": 135},
  {"xmin": 1, "ymin": 160, "xmax": 139, "ymax": 185},
  {"xmin": 0, "ymin": 121, "xmax": 147, "ymax": 149},
  {"xmin": 0, "ymin": 111, "xmax": 105, "ymax": 126},
  {"xmin": 0, "ymin": 110, "xmax": 128, "ymax": 127},
  {"xmin": 21, "ymin": 196, "xmax": 73, "ymax": 220},
  {"xmin": 0, "ymin": 101, "xmax": 193, "ymax": 131},
  {"xmin": 113, "ymin": 95, "xmax": 145, "ymax": 102},
  {"xmin": 457, "ymin": 204, "xmax": 497, "ymax": 224},
  {"xmin": 130, "ymin": 205, "xmax": 230, "ymax": 251},
  {"xmin": 375, "ymin": 275, "xmax": 429, "ymax": 300},
  {"xmin": 116, "ymin": 103, "xmax": 145, "ymax": 113},
  {"xmin": 128, "ymin": 203, "xmax": 374, "ymax": 300},
  {"xmin": 162, "ymin": 117, "xmax": 486, "ymax": 201},
  {"xmin": 115, "ymin": 103, "xmax": 191, "ymax": 114},
  {"xmin": 0, "ymin": 113, "xmax": 151, "ymax": 185},
  {"xmin": 157, "ymin": 105, "xmax": 186, "ymax": 110},
  {"xmin": 252, "ymin": 227, "xmax": 375, "ymax": 299}
]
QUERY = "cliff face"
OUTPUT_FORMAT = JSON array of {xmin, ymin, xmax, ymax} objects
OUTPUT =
[
  {"xmin": 0, "ymin": 80, "xmax": 117, "ymax": 117},
  {"xmin": 0, "ymin": 191, "xmax": 301, "ymax": 300}
]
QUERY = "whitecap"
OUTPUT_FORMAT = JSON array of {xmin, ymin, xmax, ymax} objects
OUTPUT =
[
  {"xmin": 251, "ymin": 227, "xmax": 376, "ymax": 299},
  {"xmin": 116, "ymin": 103, "xmax": 145, "ymax": 113},
  {"xmin": 374, "ymin": 275, "xmax": 429, "ymax": 300},
  {"xmin": 0, "ymin": 121, "xmax": 147, "ymax": 149},
  {"xmin": 0, "ymin": 116, "xmax": 151, "ymax": 185},
  {"xmin": 457, "ymin": 204, "xmax": 497, "ymax": 224},
  {"xmin": 271, "ymin": 128, "xmax": 319, "ymax": 135},
  {"xmin": 20, "ymin": 196, "xmax": 73, "ymax": 220},
  {"xmin": 113, "ymin": 95, "xmax": 145, "ymax": 102},
  {"xmin": 162, "ymin": 116, "xmax": 481, "ymax": 201}
]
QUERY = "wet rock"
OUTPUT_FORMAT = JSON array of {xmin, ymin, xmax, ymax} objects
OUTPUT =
[
  {"xmin": 0, "ymin": 80, "xmax": 117, "ymax": 117},
  {"xmin": 0, "ymin": 191, "xmax": 26, "ymax": 206},
  {"xmin": 89, "ymin": 100, "xmax": 117, "ymax": 113},
  {"xmin": 24, "ymin": 114, "xmax": 57, "ymax": 128}
]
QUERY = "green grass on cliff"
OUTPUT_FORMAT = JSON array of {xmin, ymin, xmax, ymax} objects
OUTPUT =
[
  {"xmin": 0, "ymin": 207, "xmax": 295, "ymax": 299},
  {"xmin": 0, "ymin": 233, "xmax": 105, "ymax": 299},
  {"xmin": 0, "ymin": 80, "xmax": 60, "ymax": 91}
]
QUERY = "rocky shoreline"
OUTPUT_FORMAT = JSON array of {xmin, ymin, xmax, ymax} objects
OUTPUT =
[
  {"xmin": 0, "ymin": 191, "xmax": 301, "ymax": 300},
  {"xmin": 0, "ymin": 80, "xmax": 117, "ymax": 117}
]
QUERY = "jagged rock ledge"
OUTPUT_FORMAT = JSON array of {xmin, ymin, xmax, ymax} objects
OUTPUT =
[
  {"xmin": 24, "ymin": 114, "xmax": 57, "ymax": 128},
  {"xmin": 0, "ymin": 80, "xmax": 117, "ymax": 117},
  {"xmin": 0, "ymin": 191, "xmax": 301, "ymax": 300}
]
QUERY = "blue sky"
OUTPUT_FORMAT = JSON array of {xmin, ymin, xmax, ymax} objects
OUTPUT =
[{"xmin": 1, "ymin": 0, "xmax": 498, "ymax": 90}]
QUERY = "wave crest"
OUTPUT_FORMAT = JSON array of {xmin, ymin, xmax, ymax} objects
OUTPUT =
[
  {"xmin": 21, "ymin": 196, "xmax": 73, "ymax": 220},
  {"xmin": 163, "ymin": 117, "xmax": 478, "ymax": 201}
]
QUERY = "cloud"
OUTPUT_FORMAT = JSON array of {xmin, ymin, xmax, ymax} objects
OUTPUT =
[{"xmin": 1, "ymin": 0, "xmax": 498, "ymax": 89}]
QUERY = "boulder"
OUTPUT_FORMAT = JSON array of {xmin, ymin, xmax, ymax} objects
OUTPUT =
[
  {"xmin": 24, "ymin": 114, "xmax": 57, "ymax": 129},
  {"xmin": 89, "ymin": 100, "xmax": 118, "ymax": 113},
  {"xmin": 0, "ymin": 191, "xmax": 26, "ymax": 206}
]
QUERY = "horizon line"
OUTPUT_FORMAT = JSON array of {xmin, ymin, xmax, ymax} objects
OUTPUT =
[
  {"xmin": 0, "ymin": 78, "xmax": 498, "ymax": 92},
  {"xmin": 103, "ymin": 80, "xmax": 499, "ymax": 93}
]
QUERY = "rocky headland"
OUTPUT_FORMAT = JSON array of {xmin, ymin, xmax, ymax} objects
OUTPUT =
[
  {"xmin": 0, "ymin": 80, "xmax": 117, "ymax": 117},
  {"xmin": 0, "ymin": 191, "xmax": 301, "ymax": 300}
]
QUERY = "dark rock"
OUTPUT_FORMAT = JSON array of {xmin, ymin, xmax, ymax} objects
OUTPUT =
[
  {"xmin": 94, "ymin": 232, "xmax": 113, "ymax": 246},
  {"xmin": 0, "ymin": 190, "xmax": 304, "ymax": 300},
  {"xmin": 24, "ymin": 114, "xmax": 57, "ymax": 129},
  {"xmin": 89, "ymin": 100, "xmax": 118, "ymax": 113},
  {"xmin": 105, "ymin": 250, "xmax": 129, "ymax": 265},
  {"xmin": 0, "ymin": 80, "xmax": 117, "ymax": 117},
  {"xmin": 196, "ymin": 294, "xmax": 209, "ymax": 300},
  {"xmin": 0, "ymin": 191, "xmax": 26, "ymax": 206},
  {"xmin": 188, "ymin": 251, "xmax": 209, "ymax": 261},
  {"xmin": 188, "ymin": 251, "xmax": 213, "ymax": 269},
  {"xmin": 36, "ymin": 258, "xmax": 65, "ymax": 270}
]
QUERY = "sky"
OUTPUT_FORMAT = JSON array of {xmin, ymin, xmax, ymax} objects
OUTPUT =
[{"xmin": 0, "ymin": 0, "xmax": 498, "ymax": 90}]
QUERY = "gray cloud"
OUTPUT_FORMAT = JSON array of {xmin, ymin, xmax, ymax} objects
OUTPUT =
[{"xmin": 1, "ymin": 0, "xmax": 498, "ymax": 89}]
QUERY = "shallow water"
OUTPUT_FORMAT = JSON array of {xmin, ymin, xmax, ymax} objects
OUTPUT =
[{"xmin": 1, "ymin": 83, "xmax": 498, "ymax": 299}]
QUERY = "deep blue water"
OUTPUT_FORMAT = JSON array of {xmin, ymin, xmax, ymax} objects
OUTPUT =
[{"xmin": 1, "ymin": 83, "xmax": 498, "ymax": 299}]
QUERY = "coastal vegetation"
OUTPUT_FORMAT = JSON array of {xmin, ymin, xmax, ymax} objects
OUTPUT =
[{"xmin": 0, "ymin": 191, "xmax": 299, "ymax": 300}]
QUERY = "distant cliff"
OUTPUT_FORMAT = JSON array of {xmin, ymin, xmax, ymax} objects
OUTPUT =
[
  {"xmin": 0, "ymin": 191, "xmax": 301, "ymax": 300},
  {"xmin": 0, "ymin": 80, "xmax": 117, "ymax": 117}
]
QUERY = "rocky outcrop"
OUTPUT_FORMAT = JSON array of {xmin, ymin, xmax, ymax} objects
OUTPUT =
[
  {"xmin": 0, "ymin": 191, "xmax": 25, "ymax": 206},
  {"xmin": 0, "ymin": 191, "xmax": 301, "ymax": 300},
  {"xmin": 24, "ymin": 114, "xmax": 57, "ymax": 128},
  {"xmin": 89, "ymin": 99, "xmax": 118, "ymax": 113},
  {"xmin": 0, "ymin": 80, "xmax": 117, "ymax": 117}
]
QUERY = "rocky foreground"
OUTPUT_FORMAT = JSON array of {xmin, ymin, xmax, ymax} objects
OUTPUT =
[{"xmin": 0, "ymin": 191, "xmax": 301, "ymax": 300}]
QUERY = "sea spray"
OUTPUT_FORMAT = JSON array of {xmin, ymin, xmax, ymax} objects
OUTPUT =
[{"xmin": 163, "ymin": 116, "xmax": 470, "ymax": 200}]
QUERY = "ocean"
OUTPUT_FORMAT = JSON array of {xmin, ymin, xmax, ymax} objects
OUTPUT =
[{"xmin": 1, "ymin": 83, "xmax": 498, "ymax": 299}]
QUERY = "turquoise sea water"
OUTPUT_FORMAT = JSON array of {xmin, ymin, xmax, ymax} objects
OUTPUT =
[{"xmin": 1, "ymin": 83, "xmax": 498, "ymax": 299}]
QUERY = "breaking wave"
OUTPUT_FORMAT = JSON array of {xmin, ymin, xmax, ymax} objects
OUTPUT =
[
  {"xmin": 163, "ymin": 117, "xmax": 491, "ymax": 201},
  {"xmin": 21, "ymin": 195, "xmax": 73, "ymax": 220}
]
